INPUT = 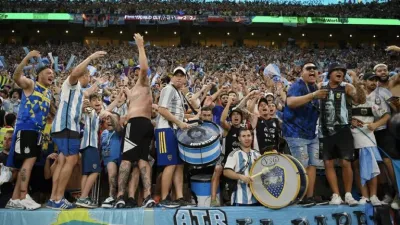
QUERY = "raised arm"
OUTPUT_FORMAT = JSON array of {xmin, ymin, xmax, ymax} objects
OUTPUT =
[
  {"xmin": 221, "ymin": 96, "xmax": 233, "ymax": 131},
  {"xmin": 13, "ymin": 50, "xmax": 37, "ymax": 90},
  {"xmin": 134, "ymin": 33, "xmax": 149, "ymax": 86},
  {"xmin": 69, "ymin": 51, "xmax": 107, "ymax": 85}
]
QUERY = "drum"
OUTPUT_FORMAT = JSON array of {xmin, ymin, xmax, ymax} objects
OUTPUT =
[
  {"xmin": 250, "ymin": 153, "xmax": 308, "ymax": 209},
  {"xmin": 177, "ymin": 120, "xmax": 221, "ymax": 166},
  {"xmin": 191, "ymin": 174, "xmax": 220, "ymax": 207}
]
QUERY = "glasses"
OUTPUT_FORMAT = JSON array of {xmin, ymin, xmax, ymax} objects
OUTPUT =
[{"xmin": 305, "ymin": 66, "xmax": 317, "ymax": 71}]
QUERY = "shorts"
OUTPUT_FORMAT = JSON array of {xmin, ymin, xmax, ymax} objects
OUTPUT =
[
  {"xmin": 6, "ymin": 130, "xmax": 42, "ymax": 169},
  {"xmin": 52, "ymin": 129, "xmax": 80, "ymax": 156},
  {"xmin": 375, "ymin": 129, "xmax": 400, "ymax": 159},
  {"xmin": 122, "ymin": 117, "xmax": 154, "ymax": 163},
  {"xmin": 285, "ymin": 136, "xmax": 322, "ymax": 167},
  {"xmin": 155, "ymin": 127, "xmax": 183, "ymax": 166},
  {"xmin": 103, "ymin": 157, "xmax": 120, "ymax": 168},
  {"xmin": 81, "ymin": 147, "xmax": 101, "ymax": 175},
  {"xmin": 353, "ymin": 147, "xmax": 383, "ymax": 162},
  {"xmin": 320, "ymin": 127, "xmax": 354, "ymax": 161}
]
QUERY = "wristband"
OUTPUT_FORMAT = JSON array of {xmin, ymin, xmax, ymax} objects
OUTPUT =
[{"xmin": 312, "ymin": 92, "xmax": 316, "ymax": 99}]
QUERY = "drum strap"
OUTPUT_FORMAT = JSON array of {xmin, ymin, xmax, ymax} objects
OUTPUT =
[{"xmin": 172, "ymin": 85, "xmax": 198, "ymax": 115}]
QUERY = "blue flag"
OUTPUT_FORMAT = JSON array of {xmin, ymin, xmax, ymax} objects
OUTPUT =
[
  {"xmin": 0, "ymin": 56, "xmax": 6, "ymax": 69},
  {"xmin": 54, "ymin": 56, "xmax": 59, "ymax": 72},
  {"xmin": 65, "ymin": 55, "xmax": 76, "ymax": 71},
  {"xmin": 23, "ymin": 47, "xmax": 35, "ymax": 64}
]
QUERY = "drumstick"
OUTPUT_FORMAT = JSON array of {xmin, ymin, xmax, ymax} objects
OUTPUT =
[{"xmin": 251, "ymin": 167, "xmax": 272, "ymax": 179}]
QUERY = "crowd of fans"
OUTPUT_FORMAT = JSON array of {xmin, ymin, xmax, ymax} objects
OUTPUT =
[
  {"xmin": 0, "ymin": 38, "xmax": 399, "ymax": 210},
  {"xmin": 1, "ymin": 0, "xmax": 400, "ymax": 18}
]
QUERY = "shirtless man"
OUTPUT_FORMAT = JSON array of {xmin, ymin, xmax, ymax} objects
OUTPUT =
[{"xmin": 115, "ymin": 33, "xmax": 155, "ymax": 208}]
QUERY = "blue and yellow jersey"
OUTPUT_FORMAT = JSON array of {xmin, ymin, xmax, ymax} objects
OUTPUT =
[{"xmin": 15, "ymin": 82, "xmax": 52, "ymax": 132}]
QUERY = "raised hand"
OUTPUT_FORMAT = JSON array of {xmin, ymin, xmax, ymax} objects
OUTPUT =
[
  {"xmin": 134, "ymin": 33, "xmax": 144, "ymax": 47},
  {"xmin": 89, "ymin": 51, "xmax": 107, "ymax": 60},
  {"xmin": 24, "ymin": 50, "xmax": 41, "ymax": 61}
]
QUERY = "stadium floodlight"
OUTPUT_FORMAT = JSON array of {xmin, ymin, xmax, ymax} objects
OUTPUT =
[
  {"xmin": 350, "ymin": 34, "xmax": 352, "ymax": 37},
  {"xmin": 11, "ymin": 30, "xmax": 14, "ymax": 33},
  {"xmin": 198, "ymin": 32, "xmax": 201, "ymax": 35},
  {"xmin": 37, "ymin": 30, "xmax": 40, "ymax": 33},
  {"xmin": 120, "ymin": 31, "xmax": 123, "ymax": 34},
  {"xmin": 279, "ymin": 33, "xmax": 281, "ymax": 36},
  {"xmin": 227, "ymin": 32, "xmax": 230, "ymax": 35},
  {"xmin": 174, "ymin": 31, "xmax": 177, "ymax": 35},
  {"xmin": 329, "ymin": 34, "xmax": 332, "ymax": 37},
  {"xmin": 65, "ymin": 30, "xmax": 68, "ymax": 34},
  {"xmin": 251, "ymin": 33, "xmax": 254, "ymax": 36},
  {"xmin": 302, "ymin": 33, "xmax": 305, "ymax": 37},
  {"xmin": 145, "ymin": 31, "xmax": 148, "ymax": 34},
  {"xmin": 373, "ymin": 35, "xmax": 376, "ymax": 38},
  {"xmin": 397, "ymin": 35, "xmax": 399, "ymax": 38}
]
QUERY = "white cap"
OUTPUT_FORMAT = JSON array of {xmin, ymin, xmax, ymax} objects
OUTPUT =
[
  {"xmin": 173, "ymin": 66, "xmax": 187, "ymax": 76},
  {"xmin": 373, "ymin": 63, "xmax": 387, "ymax": 71}
]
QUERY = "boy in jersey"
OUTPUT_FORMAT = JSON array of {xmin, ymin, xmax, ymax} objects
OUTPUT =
[
  {"xmin": 223, "ymin": 128, "xmax": 261, "ymax": 206},
  {"xmin": 101, "ymin": 112, "xmax": 122, "ymax": 208},
  {"xmin": 221, "ymin": 96, "xmax": 244, "ymax": 162},
  {"xmin": 250, "ymin": 98, "xmax": 281, "ymax": 154},
  {"xmin": 6, "ymin": 50, "xmax": 54, "ymax": 210},
  {"xmin": 75, "ymin": 93, "xmax": 107, "ymax": 208}
]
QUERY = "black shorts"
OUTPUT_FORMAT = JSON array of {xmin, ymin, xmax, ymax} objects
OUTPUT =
[
  {"xmin": 320, "ymin": 127, "xmax": 354, "ymax": 161},
  {"xmin": 121, "ymin": 117, "xmax": 154, "ymax": 163},
  {"xmin": 8, "ymin": 130, "xmax": 42, "ymax": 169},
  {"xmin": 375, "ymin": 129, "xmax": 400, "ymax": 159}
]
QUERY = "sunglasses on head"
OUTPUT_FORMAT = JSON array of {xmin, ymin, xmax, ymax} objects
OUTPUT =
[{"xmin": 305, "ymin": 66, "xmax": 317, "ymax": 71}]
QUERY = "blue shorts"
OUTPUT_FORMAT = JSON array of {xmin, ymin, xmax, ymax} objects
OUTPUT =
[
  {"xmin": 81, "ymin": 147, "xmax": 101, "ymax": 175},
  {"xmin": 155, "ymin": 128, "xmax": 182, "ymax": 166},
  {"xmin": 52, "ymin": 130, "xmax": 80, "ymax": 156},
  {"xmin": 285, "ymin": 136, "xmax": 323, "ymax": 167},
  {"xmin": 103, "ymin": 157, "xmax": 120, "ymax": 167}
]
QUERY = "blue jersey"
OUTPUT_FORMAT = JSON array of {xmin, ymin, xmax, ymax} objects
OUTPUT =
[{"xmin": 15, "ymin": 82, "xmax": 52, "ymax": 132}]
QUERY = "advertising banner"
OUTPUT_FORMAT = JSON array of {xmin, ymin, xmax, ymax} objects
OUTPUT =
[
  {"xmin": 252, "ymin": 16, "xmax": 400, "ymax": 26},
  {"xmin": 0, "ymin": 13, "xmax": 72, "ymax": 20},
  {"xmin": 154, "ymin": 205, "xmax": 373, "ymax": 225}
]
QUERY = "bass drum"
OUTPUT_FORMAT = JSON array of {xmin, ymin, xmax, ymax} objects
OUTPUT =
[
  {"xmin": 250, "ymin": 153, "xmax": 308, "ymax": 209},
  {"xmin": 176, "ymin": 120, "xmax": 221, "ymax": 166}
]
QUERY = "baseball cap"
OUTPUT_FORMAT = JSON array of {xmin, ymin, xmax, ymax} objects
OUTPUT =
[
  {"xmin": 363, "ymin": 73, "xmax": 378, "ymax": 80},
  {"xmin": 173, "ymin": 66, "xmax": 187, "ymax": 77},
  {"xmin": 133, "ymin": 65, "xmax": 140, "ymax": 72},
  {"xmin": 328, "ymin": 63, "xmax": 347, "ymax": 76},
  {"xmin": 258, "ymin": 98, "xmax": 269, "ymax": 108}
]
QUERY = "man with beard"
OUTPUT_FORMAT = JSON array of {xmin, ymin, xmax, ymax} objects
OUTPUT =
[
  {"xmin": 223, "ymin": 128, "xmax": 261, "ymax": 206},
  {"xmin": 318, "ymin": 63, "xmax": 358, "ymax": 206},
  {"xmin": 49, "ymin": 51, "xmax": 107, "ymax": 210},
  {"xmin": 368, "ymin": 63, "xmax": 399, "ymax": 204},
  {"xmin": 283, "ymin": 62, "xmax": 328, "ymax": 207},
  {"xmin": 5, "ymin": 51, "xmax": 54, "ymax": 210}
]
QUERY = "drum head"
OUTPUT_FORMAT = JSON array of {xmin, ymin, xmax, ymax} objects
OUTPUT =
[
  {"xmin": 250, "ymin": 153, "xmax": 301, "ymax": 209},
  {"xmin": 285, "ymin": 155, "xmax": 308, "ymax": 204},
  {"xmin": 176, "ymin": 120, "xmax": 220, "ymax": 148}
]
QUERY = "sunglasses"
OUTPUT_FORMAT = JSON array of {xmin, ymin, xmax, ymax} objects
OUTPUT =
[{"xmin": 305, "ymin": 66, "xmax": 317, "ymax": 71}]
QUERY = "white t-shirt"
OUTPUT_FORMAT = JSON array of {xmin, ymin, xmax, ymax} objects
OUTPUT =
[
  {"xmin": 224, "ymin": 148, "xmax": 261, "ymax": 205},
  {"xmin": 351, "ymin": 100, "xmax": 388, "ymax": 149}
]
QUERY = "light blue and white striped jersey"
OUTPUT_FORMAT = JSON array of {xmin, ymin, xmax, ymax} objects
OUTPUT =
[
  {"xmin": 224, "ymin": 149, "xmax": 261, "ymax": 205},
  {"xmin": 112, "ymin": 103, "xmax": 128, "ymax": 116},
  {"xmin": 52, "ymin": 78, "xmax": 84, "ymax": 133},
  {"xmin": 80, "ymin": 110, "xmax": 100, "ymax": 149}
]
